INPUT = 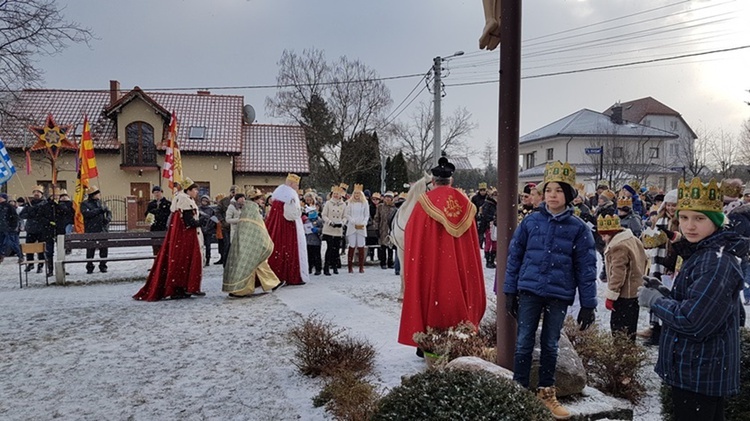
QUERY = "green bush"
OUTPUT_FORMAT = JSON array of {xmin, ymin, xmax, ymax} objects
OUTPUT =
[
  {"xmin": 371, "ymin": 369, "xmax": 553, "ymax": 421},
  {"xmin": 564, "ymin": 317, "xmax": 648, "ymax": 404},
  {"xmin": 661, "ymin": 328, "xmax": 750, "ymax": 420}
]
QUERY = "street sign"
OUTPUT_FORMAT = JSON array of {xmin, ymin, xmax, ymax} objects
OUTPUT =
[
  {"xmin": 585, "ymin": 147, "xmax": 603, "ymax": 155},
  {"xmin": 669, "ymin": 166, "xmax": 685, "ymax": 171}
]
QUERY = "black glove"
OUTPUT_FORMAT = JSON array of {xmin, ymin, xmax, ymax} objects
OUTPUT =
[
  {"xmin": 642, "ymin": 275, "xmax": 670, "ymax": 297},
  {"xmin": 655, "ymin": 225, "xmax": 678, "ymax": 242},
  {"xmin": 577, "ymin": 307, "xmax": 595, "ymax": 331},
  {"xmin": 505, "ymin": 293, "xmax": 518, "ymax": 319}
]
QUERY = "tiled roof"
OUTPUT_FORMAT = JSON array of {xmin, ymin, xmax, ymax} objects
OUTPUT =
[
  {"xmin": 236, "ymin": 124, "xmax": 309, "ymax": 174},
  {"xmin": 451, "ymin": 156, "xmax": 473, "ymax": 171},
  {"xmin": 604, "ymin": 97, "xmax": 680, "ymax": 122},
  {"xmin": 0, "ymin": 90, "xmax": 119, "ymax": 149},
  {"xmin": 520, "ymin": 109, "xmax": 678, "ymax": 144},
  {"xmin": 0, "ymin": 88, "xmax": 244, "ymax": 153}
]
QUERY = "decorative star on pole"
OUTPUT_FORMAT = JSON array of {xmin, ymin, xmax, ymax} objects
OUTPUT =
[{"xmin": 28, "ymin": 113, "xmax": 77, "ymax": 160}]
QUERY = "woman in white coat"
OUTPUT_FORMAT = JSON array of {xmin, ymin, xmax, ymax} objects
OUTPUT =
[{"xmin": 344, "ymin": 184, "xmax": 369, "ymax": 273}]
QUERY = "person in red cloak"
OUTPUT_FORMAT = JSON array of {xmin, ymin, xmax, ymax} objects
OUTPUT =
[
  {"xmin": 398, "ymin": 157, "xmax": 487, "ymax": 352},
  {"xmin": 133, "ymin": 178, "xmax": 205, "ymax": 301},
  {"xmin": 265, "ymin": 173, "xmax": 309, "ymax": 286}
]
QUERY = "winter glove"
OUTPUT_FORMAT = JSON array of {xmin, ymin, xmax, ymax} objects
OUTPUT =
[
  {"xmin": 605, "ymin": 299, "xmax": 615, "ymax": 311},
  {"xmin": 642, "ymin": 275, "xmax": 670, "ymax": 297},
  {"xmin": 577, "ymin": 307, "xmax": 595, "ymax": 331},
  {"xmin": 505, "ymin": 293, "xmax": 519, "ymax": 319},
  {"xmin": 638, "ymin": 286, "xmax": 664, "ymax": 309},
  {"xmin": 655, "ymin": 225, "xmax": 679, "ymax": 242}
]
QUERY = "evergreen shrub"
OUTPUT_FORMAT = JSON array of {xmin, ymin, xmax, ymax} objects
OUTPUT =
[{"xmin": 371, "ymin": 369, "xmax": 553, "ymax": 421}]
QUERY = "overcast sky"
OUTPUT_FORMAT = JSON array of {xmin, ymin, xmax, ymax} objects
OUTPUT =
[{"xmin": 36, "ymin": 0, "xmax": 750, "ymax": 166}]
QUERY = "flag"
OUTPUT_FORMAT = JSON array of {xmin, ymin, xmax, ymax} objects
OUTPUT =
[
  {"xmin": 161, "ymin": 112, "xmax": 183, "ymax": 189},
  {"xmin": 73, "ymin": 117, "xmax": 97, "ymax": 233},
  {"xmin": 0, "ymin": 138, "xmax": 17, "ymax": 185},
  {"xmin": 25, "ymin": 149, "xmax": 32, "ymax": 175}
]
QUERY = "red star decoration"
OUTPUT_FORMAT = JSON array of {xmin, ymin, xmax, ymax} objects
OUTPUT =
[{"xmin": 28, "ymin": 114, "xmax": 77, "ymax": 159}]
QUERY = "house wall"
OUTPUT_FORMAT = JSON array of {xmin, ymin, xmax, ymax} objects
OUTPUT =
[
  {"xmin": 4, "ymin": 151, "xmax": 235, "ymax": 200},
  {"xmin": 117, "ymin": 99, "xmax": 167, "ymax": 143},
  {"xmin": 233, "ymin": 174, "xmax": 285, "ymax": 196},
  {"xmin": 637, "ymin": 114, "xmax": 694, "ymax": 168}
]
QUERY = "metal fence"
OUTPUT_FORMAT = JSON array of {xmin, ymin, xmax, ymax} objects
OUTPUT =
[{"xmin": 101, "ymin": 195, "xmax": 127, "ymax": 232}]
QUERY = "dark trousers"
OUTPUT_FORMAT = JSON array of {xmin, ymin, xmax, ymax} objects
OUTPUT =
[
  {"xmin": 671, "ymin": 387, "xmax": 725, "ymax": 421},
  {"xmin": 379, "ymin": 245, "xmax": 394, "ymax": 268},
  {"xmin": 203, "ymin": 234, "xmax": 212, "ymax": 262},
  {"xmin": 86, "ymin": 247, "xmax": 108, "ymax": 271},
  {"xmin": 513, "ymin": 292, "xmax": 569, "ymax": 389},
  {"xmin": 0, "ymin": 232, "xmax": 22, "ymax": 258},
  {"xmin": 151, "ymin": 228, "xmax": 165, "ymax": 256},
  {"xmin": 221, "ymin": 228, "xmax": 231, "ymax": 265},
  {"xmin": 25, "ymin": 232, "xmax": 47, "ymax": 265},
  {"xmin": 307, "ymin": 244, "xmax": 322, "ymax": 273},
  {"xmin": 610, "ymin": 297, "xmax": 639, "ymax": 341},
  {"xmin": 323, "ymin": 235, "xmax": 341, "ymax": 270}
]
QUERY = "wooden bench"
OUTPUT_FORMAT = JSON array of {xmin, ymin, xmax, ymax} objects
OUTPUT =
[{"xmin": 55, "ymin": 231, "xmax": 166, "ymax": 284}]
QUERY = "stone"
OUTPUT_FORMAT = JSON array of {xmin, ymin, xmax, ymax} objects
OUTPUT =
[
  {"xmin": 445, "ymin": 356, "xmax": 514, "ymax": 381},
  {"xmin": 529, "ymin": 330, "xmax": 586, "ymax": 397}
]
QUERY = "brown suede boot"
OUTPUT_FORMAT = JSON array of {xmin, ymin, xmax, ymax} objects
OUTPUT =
[
  {"xmin": 347, "ymin": 248, "xmax": 355, "ymax": 273},
  {"xmin": 357, "ymin": 247, "xmax": 365, "ymax": 273},
  {"xmin": 536, "ymin": 386, "xmax": 570, "ymax": 420}
]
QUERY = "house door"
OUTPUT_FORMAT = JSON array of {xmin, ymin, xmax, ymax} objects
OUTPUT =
[{"xmin": 130, "ymin": 182, "xmax": 151, "ymax": 222}]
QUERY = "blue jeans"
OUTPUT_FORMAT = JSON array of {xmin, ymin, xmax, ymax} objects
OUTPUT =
[
  {"xmin": 1, "ymin": 232, "xmax": 23, "ymax": 258},
  {"xmin": 742, "ymin": 260, "xmax": 750, "ymax": 303},
  {"xmin": 394, "ymin": 253, "xmax": 400, "ymax": 274},
  {"xmin": 513, "ymin": 291, "xmax": 570, "ymax": 389}
]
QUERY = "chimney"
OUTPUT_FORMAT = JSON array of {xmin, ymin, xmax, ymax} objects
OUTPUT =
[
  {"xmin": 197, "ymin": 90, "xmax": 210, "ymax": 96},
  {"xmin": 109, "ymin": 80, "xmax": 120, "ymax": 105},
  {"xmin": 610, "ymin": 102, "xmax": 623, "ymax": 125}
]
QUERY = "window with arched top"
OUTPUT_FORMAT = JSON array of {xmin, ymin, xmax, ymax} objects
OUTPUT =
[{"xmin": 124, "ymin": 121, "xmax": 156, "ymax": 166}]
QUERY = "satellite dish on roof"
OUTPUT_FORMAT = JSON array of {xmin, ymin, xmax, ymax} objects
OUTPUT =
[{"xmin": 243, "ymin": 104, "xmax": 256, "ymax": 124}]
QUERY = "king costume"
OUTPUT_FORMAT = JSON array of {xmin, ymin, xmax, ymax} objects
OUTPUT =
[
  {"xmin": 398, "ymin": 158, "xmax": 487, "ymax": 347},
  {"xmin": 133, "ymin": 181, "xmax": 204, "ymax": 301},
  {"xmin": 222, "ymin": 193, "xmax": 281, "ymax": 296},
  {"xmin": 265, "ymin": 174, "xmax": 309, "ymax": 286}
]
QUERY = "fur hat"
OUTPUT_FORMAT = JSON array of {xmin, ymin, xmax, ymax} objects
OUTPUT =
[{"xmin": 431, "ymin": 157, "xmax": 455, "ymax": 178}]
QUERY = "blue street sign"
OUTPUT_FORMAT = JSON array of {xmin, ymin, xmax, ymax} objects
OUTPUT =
[{"xmin": 585, "ymin": 147, "xmax": 603, "ymax": 155}]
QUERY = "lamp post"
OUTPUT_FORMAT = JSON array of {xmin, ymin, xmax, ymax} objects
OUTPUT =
[{"xmin": 432, "ymin": 50, "xmax": 464, "ymax": 166}]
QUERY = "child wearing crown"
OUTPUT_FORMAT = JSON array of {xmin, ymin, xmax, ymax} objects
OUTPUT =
[
  {"xmin": 598, "ymin": 214, "xmax": 648, "ymax": 341},
  {"xmin": 503, "ymin": 161, "xmax": 597, "ymax": 420},
  {"xmin": 616, "ymin": 196, "xmax": 643, "ymax": 238},
  {"xmin": 638, "ymin": 178, "xmax": 745, "ymax": 420}
]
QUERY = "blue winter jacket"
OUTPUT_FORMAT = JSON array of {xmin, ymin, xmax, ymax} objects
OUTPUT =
[
  {"xmin": 652, "ymin": 229, "xmax": 746, "ymax": 397},
  {"xmin": 503, "ymin": 203, "xmax": 598, "ymax": 308}
]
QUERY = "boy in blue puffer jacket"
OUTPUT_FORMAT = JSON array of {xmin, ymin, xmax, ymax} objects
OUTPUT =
[{"xmin": 503, "ymin": 161, "xmax": 597, "ymax": 420}]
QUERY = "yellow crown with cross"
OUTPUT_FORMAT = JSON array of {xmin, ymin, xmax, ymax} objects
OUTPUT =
[
  {"xmin": 543, "ymin": 161, "xmax": 576, "ymax": 186},
  {"xmin": 353, "ymin": 183, "xmax": 364, "ymax": 193},
  {"xmin": 596, "ymin": 214, "xmax": 622, "ymax": 233},
  {"xmin": 617, "ymin": 196, "xmax": 633, "ymax": 209},
  {"xmin": 677, "ymin": 178, "xmax": 722, "ymax": 213},
  {"xmin": 641, "ymin": 227, "xmax": 668, "ymax": 249}
]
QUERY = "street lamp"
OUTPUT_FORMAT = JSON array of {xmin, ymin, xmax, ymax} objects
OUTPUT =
[{"xmin": 432, "ymin": 50, "xmax": 464, "ymax": 166}]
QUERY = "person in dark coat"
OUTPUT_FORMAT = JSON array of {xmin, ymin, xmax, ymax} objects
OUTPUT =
[
  {"xmin": 638, "ymin": 178, "xmax": 745, "ymax": 421},
  {"xmin": 19, "ymin": 185, "xmax": 55, "ymax": 274},
  {"xmin": 479, "ymin": 190, "xmax": 498, "ymax": 268},
  {"xmin": 80, "ymin": 186, "xmax": 111, "ymax": 273},
  {"xmin": 198, "ymin": 195, "xmax": 216, "ymax": 267},
  {"xmin": 145, "ymin": 185, "xmax": 171, "ymax": 256},
  {"xmin": 471, "ymin": 182, "xmax": 488, "ymax": 247},
  {"xmin": 0, "ymin": 193, "xmax": 23, "ymax": 264},
  {"xmin": 728, "ymin": 198, "xmax": 750, "ymax": 305},
  {"xmin": 56, "ymin": 190, "xmax": 75, "ymax": 235},
  {"xmin": 214, "ymin": 185, "xmax": 237, "ymax": 265}
]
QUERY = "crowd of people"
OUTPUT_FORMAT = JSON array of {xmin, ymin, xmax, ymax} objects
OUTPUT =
[{"xmin": 3, "ymin": 159, "xmax": 748, "ymax": 421}]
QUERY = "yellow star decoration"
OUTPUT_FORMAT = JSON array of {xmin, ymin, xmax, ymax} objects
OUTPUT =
[{"xmin": 28, "ymin": 114, "xmax": 76, "ymax": 159}]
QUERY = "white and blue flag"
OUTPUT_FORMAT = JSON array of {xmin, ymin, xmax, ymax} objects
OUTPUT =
[{"xmin": 0, "ymin": 138, "xmax": 17, "ymax": 185}]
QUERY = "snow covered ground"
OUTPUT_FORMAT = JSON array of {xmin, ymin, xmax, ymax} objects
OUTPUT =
[{"xmin": 0, "ymin": 245, "xmax": 746, "ymax": 420}]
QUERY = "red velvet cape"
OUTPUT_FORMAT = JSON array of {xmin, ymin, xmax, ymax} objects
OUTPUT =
[
  {"xmin": 398, "ymin": 186, "xmax": 487, "ymax": 346},
  {"xmin": 133, "ymin": 211, "xmax": 203, "ymax": 301},
  {"xmin": 265, "ymin": 200, "xmax": 303, "ymax": 285}
]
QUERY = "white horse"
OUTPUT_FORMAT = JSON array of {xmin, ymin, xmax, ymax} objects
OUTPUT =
[{"xmin": 389, "ymin": 172, "xmax": 432, "ymax": 300}]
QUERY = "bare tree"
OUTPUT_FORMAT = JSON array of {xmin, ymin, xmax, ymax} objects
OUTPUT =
[
  {"xmin": 737, "ymin": 118, "xmax": 750, "ymax": 164},
  {"xmin": 704, "ymin": 128, "xmax": 741, "ymax": 179},
  {"xmin": 586, "ymin": 126, "xmax": 668, "ymax": 189},
  {"xmin": 0, "ymin": 0, "xmax": 94, "ymax": 119},
  {"xmin": 265, "ymin": 48, "xmax": 392, "ymax": 186},
  {"xmin": 386, "ymin": 100, "xmax": 476, "ymax": 177}
]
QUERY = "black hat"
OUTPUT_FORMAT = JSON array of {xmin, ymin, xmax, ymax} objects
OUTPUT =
[
  {"xmin": 523, "ymin": 183, "xmax": 537, "ymax": 195},
  {"xmin": 152, "ymin": 185, "xmax": 162, "ymax": 193},
  {"xmin": 431, "ymin": 157, "xmax": 455, "ymax": 178},
  {"xmin": 654, "ymin": 193, "xmax": 665, "ymax": 202}
]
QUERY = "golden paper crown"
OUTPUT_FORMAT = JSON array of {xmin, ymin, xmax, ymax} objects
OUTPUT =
[
  {"xmin": 398, "ymin": 192, "xmax": 408, "ymax": 200},
  {"xmin": 248, "ymin": 188, "xmax": 264, "ymax": 200},
  {"xmin": 478, "ymin": 182, "xmax": 488, "ymax": 189},
  {"xmin": 596, "ymin": 214, "xmax": 622, "ymax": 233},
  {"xmin": 648, "ymin": 185, "xmax": 659, "ymax": 192},
  {"xmin": 330, "ymin": 185, "xmax": 339, "ymax": 193},
  {"xmin": 304, "ymin": 188, "xmax": 314, "ymax": 193},
  {"xmin": 575, "ymin": 183, "xmax": 586, "ymax": 193},
  {"xmin": 371, "ymin": 192, "xmax": 382, "ymax": 199},
  {"xmin": 543, "ymin": 161, "xmax": 576, "ymax": 186},
  {"xmin": 677, "ymin": 178, "xmax": 722, "ymax": 213},
  {"xmin": 720, "ymin": 179, "xmax": 743, "ymax": 198},
  {"xmin": 629, "ymin": 180, "xmax": 641, "ymax": 191},
  {"xmin": 353, "ymin": 183, "xmax": 364, "ymax": 193},
  {"xmin": 286, "ymin": 173, "xmax": 301, "ymax": 184},
  {"xmin": 339, "ymin": 183, "xmax": 349, "ymax": 192},
  {"xmin": 180, "ymin": 177, "xmax": 195, "ymax": 188},
  {"xmin": 641, "ymin": 227, "xmax": 668, "ymax": 249},
  {"xmin": 617, "ymin": 196, "xmax": 633, "ymax": 209},
  {"xmin": 32, "ymin": 185, "xmax": 45, "ymax": 193}
]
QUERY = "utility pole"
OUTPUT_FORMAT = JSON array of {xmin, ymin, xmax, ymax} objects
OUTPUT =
[
  {"xmin": 432, "ymin": 56, "xmax": 442, "ymax": 167},
  {"xmin": 431, "ymin": 51, "xmax": 463, "ymax": 167}
]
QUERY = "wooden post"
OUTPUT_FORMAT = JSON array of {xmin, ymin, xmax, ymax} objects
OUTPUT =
[{"xmin": 496, "ymin": 0, "xmax": 522, "ymax": 371}]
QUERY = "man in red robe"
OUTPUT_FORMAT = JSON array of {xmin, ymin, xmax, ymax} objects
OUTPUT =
[
  {"xmin": 133, "ymin": 178, "xmax": 204, "ymax": 301},
  {"xmin": 398, "ymin": 157, "xmax": 487, "ymax": 349},
  {"xmin": 265, "ymin": 173, "xmax": 309, "ymax": 286}
]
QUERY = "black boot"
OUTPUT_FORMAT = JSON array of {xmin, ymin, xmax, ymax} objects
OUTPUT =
[
  {"xmin": 324, "ymin": 264, "xmax": 331, "ymax": 276},
  {"xmin": 488, "ymin": 251, "xmax": 497, "ymax": 269},
  {"xmin": 485, "ymin": 252, "xmax": 493, "ymax": 269}
]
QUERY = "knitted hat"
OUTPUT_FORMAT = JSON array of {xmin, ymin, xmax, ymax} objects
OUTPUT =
[{"xmin": 663, "ymin": 189, "xmax": 678, "ymax": 204}]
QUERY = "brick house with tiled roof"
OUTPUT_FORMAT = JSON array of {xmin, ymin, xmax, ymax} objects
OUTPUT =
[{"xmin": 0, "ymin": 81, "xmax": 308, "ymax": 211}]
